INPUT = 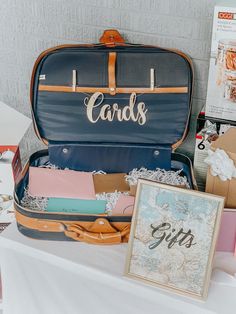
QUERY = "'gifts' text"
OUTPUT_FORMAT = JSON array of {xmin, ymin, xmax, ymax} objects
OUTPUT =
[{"xmin": 149, "ymin": 222, "xmax": 196, "ymax": 250}]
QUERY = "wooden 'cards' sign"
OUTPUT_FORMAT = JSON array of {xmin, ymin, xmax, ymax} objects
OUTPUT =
[{"xmin": 124, "ymin": 180, "xmax": 224, "ymax": 300}]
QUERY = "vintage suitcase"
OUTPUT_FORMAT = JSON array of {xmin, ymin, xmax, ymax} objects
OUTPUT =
[{"xmin": 14, "ymin": 29, "xmax": 196, "ymax": 244}]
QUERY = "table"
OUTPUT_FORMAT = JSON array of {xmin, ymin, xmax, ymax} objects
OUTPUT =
[{"xmin": 0, "ymin": 223, "xmax": 236, "ymax": 314}]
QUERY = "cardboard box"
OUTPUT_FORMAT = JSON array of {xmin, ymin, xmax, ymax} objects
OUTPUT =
[
  {"xmin": 217, "ymin": 209, "xmax": 236, "ymax": 252},
  {"xmin": 194, "ymin": 110, "xmax": 236, "ymax": 191},
  {"xmin": 206, "ymin": 2, "xmax": 236, "ymax": 121},
  {"xmin": 205, "ymin": 127, "xmax": 236, "ymax": 208},
  {"xmin": 0, "ymin": 102, "xmax": 31, "ymax": 230}
]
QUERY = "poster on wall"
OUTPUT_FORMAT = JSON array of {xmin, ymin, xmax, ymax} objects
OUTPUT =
[
  {"xmin": 124, "ymin": 180, "xmax": 224, "ymax": 300},
  {"xmin": 206, "ymin": 4, "xmax": 236, "ymax": 121}
]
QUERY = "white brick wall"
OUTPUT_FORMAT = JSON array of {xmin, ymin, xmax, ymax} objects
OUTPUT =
[{"xmin": 0, "ymin": 0, "xmax": 217, "ymax": 161}]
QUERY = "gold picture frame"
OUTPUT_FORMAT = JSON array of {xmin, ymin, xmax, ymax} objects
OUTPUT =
[{"xmin": 124, "ymin": 180, "xmax": 224, "ymax": 301}]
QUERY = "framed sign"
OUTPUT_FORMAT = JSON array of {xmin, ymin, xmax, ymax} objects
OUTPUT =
[{"xmin": 124, "ymin": 180, "xmax": 224, "ymax": 300}]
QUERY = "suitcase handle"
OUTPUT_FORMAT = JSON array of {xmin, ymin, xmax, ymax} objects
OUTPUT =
[
  {"xmin": 99, "ymin": 29, "xmax": 125, "ymax": 46},
  {"xmin": 64, "ymin": 224, "xmax": 130, "ymax": 244}
]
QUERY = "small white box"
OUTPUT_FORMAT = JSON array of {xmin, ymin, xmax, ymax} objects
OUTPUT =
[
  {"xmin": 0, "ymin": 102, "xmax": 31, "ymax": 228},
  {"xmin": 206, "ymin": 1, "xmax": 236, "ymax": 121}
]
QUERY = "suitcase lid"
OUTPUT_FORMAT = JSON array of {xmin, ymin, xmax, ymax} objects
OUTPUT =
[{"xmin": 30, "ymin": 29, "xmax": 193, "ymax": 150}]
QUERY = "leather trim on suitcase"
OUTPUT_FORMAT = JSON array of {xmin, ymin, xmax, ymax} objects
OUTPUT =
[
  {"xmin": 15, "ymin": 211, "xmax": 131, "ymax": 244},
  {"xmin": 38, "ymin": 85, "xmax": 188, "ymax": 94}
]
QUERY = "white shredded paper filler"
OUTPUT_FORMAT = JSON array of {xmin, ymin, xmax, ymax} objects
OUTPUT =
[
  {"xmin": 204, "ymin": 148, "xmax": 236, "ymax": 181},
  {"xmin": 125, "ymin": 167, "xmax": 189, "ymax": 188},
  {"xmin": 21, "ymin": 187, "xmax": 48, "ymax": 211},
  {"xmin": 96, "ymin": 191, "xmax": 129, "ymax": 214},
  {"xmin": 21, "ymin": 166, "xmax": 189, "ymax": 211}
]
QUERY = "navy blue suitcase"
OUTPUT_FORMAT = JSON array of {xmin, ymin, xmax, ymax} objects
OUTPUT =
[{"xmin": 14, "ymin": 29, "xmax": 197, "ymax": 244}]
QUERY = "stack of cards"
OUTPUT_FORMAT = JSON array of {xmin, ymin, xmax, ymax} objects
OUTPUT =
[
  {"xmin": 28, "ymin": 167, "xmax": 133, "ymax": 215},
  {"xmin": 29, "ymin": 167, "xmax": 96, "ymax": 199}
]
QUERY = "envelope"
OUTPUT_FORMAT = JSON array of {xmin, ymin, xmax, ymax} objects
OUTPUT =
[
  {"xmin": 112, "ymin": 195, "xmax": 135, "ymax": 215},
  {"xmin": 28, "ymin": 167, "xmax": 96, "ymax": 199},
  {"xmin": 216, "ymin": 210, "xmax": 236, "ymax": 252},
  {"xmin": 46, "ymin": 198, "xmax": 106, "ymax": 214},
  {"xmin": 93, "ymin": 173, "xmax": 130, "ymax": 194}
]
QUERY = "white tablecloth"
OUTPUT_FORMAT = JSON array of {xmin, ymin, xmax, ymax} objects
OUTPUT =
[{"xmin": 0, "ymin": 223, "xmax": 236, "ymax": 314}]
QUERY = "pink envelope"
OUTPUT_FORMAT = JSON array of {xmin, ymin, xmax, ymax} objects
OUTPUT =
[
  {"xmin": 28, "ymin": 167, "xmax": 96, "ymax": 200},
  {"xmin": 112, "ymin": 195, "xmax": 135, "ymax": 215},
  {"xmin": 216, "ymin": 210, "xmax": 236, "ymax": 252}
]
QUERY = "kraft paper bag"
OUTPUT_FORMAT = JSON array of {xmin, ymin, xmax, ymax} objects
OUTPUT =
[
  {"xmin": 206, "ymin": 128, "xmax": 236, "ymax": 208},
  {"xmin": 28, "ymin": 167, "xmax": 96, "ymax": 199},
  {"xmin": 206, "ymin": 171, "xmax": 236, "ymax": 208},
  {"xmin": 46, "ymin": 198, "xmax": 106, "ymax": 214},
  {"xmin": 93, "ymin": 173, "xmax": 130, "ymax": 194},
  {"xmin": 129, "ymin": 185, "xmax": 137, "ymax": 196}
]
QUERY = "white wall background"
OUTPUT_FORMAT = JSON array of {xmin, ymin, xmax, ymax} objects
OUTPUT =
[{"xmin": 0, "ymin": 0, "xmax": 217, "ymax": 161}]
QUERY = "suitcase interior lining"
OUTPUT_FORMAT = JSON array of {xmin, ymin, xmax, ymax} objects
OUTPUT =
[
  {"xmin": 32, "ymin": 46, "xmax": 192, "ymax": 147},
  {"xmin": 37, "ymin": 49, "xmax": 190, "ymax": 88},
  {"xmin": 15, "ymin": 149, "xmax": 194, "ymax": 212},
  {"xmin": 35, "ymin": 92, "xmax": 190, "ymax": 144},
  {"xmin": 48, "ymin": 143, "xmax": 172, "ymax": 172}
]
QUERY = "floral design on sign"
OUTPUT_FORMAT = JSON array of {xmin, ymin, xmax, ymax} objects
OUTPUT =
[{"xmin": 129, "ymin": 185, "xmax": 219, "ymax": 295}]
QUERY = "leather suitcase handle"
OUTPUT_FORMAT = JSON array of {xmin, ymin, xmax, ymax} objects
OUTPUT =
[
  {"xmin": 64, "ymin": 224, "xmax": 130, "ymax": 244},
  {"xmin": 99, "ymin": 29, "xmax": 125, "ymax": 47}
]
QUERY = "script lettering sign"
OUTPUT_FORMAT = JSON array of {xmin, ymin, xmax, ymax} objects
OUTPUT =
[
  {"xmin": 124, "ymin": 180, "xmax": 224, "ymax": 300},
  {"xmin": 84, "ymin": 92, "xmax": 148, "ymax": 125}
]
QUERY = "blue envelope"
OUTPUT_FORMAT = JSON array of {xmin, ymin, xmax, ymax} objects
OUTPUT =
[{"xmin": 46, "ymin": 198, "xmax": 106, "ymax": 214}]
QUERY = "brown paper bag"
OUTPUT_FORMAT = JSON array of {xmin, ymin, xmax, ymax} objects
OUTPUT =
[
  {"xmin": 93, "ymin": 173, "xmax": 130, "ymax": 194},
  {"xmin": 206, "ymin": 170, "xmax": 235, "ymax": 208},
  {"xmin": 205, "ymin": 128, "xmax": 236, "ymax": 208}
]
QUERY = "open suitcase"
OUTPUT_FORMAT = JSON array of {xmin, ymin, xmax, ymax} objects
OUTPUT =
[{"xmin": 14, "ymin": 29, "xmax": 197, "ymax": 244}]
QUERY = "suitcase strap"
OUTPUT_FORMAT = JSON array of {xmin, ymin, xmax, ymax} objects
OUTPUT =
[
  {"xmin": 64, "ymin": 224, "xmax": 130, "ymax": 244},
  {"xmin": 15, "ymin": 210, "xmax": 130, "ymax": 244}
]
